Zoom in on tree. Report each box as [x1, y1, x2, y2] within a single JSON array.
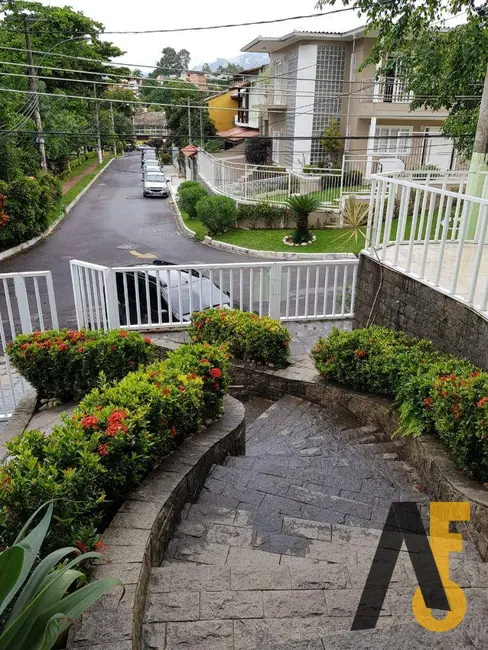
[[216, 62, 244, 75], [286, 195, 320, 244], [316, 0, 488, 167], [245, 137, 271, 165], [320, 118, 343, 167], [202, 63, 212, 74], [150, 47, 191, 78]]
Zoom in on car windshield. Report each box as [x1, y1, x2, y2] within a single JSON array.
[[144, 166, 160, 172], [146, 174, 166, 183]]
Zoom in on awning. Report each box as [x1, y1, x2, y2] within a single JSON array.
[[216, 126, 260, 142], [180, 144, 198, 157]]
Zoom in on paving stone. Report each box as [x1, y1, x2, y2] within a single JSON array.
[[203, 476, 227, 495], [253, 531, 308, 555], [211, 465, 251, 486], [186, 503, 237, 526], [339, 489, 375, 506], [143, 623, 166, 650], [222, 482, 266, 507], [246, 473, 292, 497], [332, 523, 382, 548], [234, 618, 302, 650], [226, 546, 281, 568], [261, 494, 304, 518], [166, 538, 229, 565], [145, 591, 200, 623], [287, 484, 339, 508], [226, 456, 255, 470], [231, 566, 292, 591], [282, 516, 332, 542], [324, 588, 391, 617], [165, 620, 234, 650], [206, 523, 254, 547], [200, 590, 263, 620], [290, 564, 349, 590], [175, 520, 207, 538], [167, 565, 231, 592], [304, 540, 358, 565], [263, 589, 328, 618], [148, 567, 172, 593]]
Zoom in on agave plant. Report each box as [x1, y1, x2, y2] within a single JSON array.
[[339, 194, 370, 243], [0, 502, 120, 650], [285, 194, 320, 244]]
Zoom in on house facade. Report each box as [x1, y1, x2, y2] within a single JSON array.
[[133, 110, 168, 142], [205, 89, 239, 133], [241, 28, 459, 172]]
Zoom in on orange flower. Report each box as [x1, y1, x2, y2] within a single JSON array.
[[144, 337, 152, 344], [81, 415, 99, 430], [188, 373, 197, 380], [77, 346, 84, 353], [119, 330, 128, 338], [94, 540, 107, 552], [477, 397, 488, 408], [209, 367, 222, 379], [424, 397, 433, 408], [97, 443, 109, 456]]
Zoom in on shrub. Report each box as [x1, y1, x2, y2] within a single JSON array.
[[178, 180, 201, 193], [0, 343, 230, 551], [311, 327, 488, 482], [189, 308, 291, 368], [196, 195, 237, 236], [160, 152, 172, 164], [342, 169, 363, 188], [286, 194, 320, 244], [237, 202, 290, 229], [177, 183, 207, 219], [7, 329, 155, 401], [0, 502, 119, 650], [245, 137, 271, 165]]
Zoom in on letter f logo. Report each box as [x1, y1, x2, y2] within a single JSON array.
[[352, 501, 470, 632]]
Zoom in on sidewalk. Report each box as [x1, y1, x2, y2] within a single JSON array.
[[62, 159, 101, 196]]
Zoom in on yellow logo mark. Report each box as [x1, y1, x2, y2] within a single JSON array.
[[412, 502, 470, 632]]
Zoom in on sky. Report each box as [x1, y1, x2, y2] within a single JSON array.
[[41, 0, 364, 70]]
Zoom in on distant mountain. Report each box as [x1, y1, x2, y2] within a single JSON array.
[[196, 52, 269, 72]]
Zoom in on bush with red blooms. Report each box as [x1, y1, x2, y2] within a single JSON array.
[[7, 328, 155, 400], [0, 343, 230, 553], [189, 308, 291, 368], [312, 326, 488, 482]]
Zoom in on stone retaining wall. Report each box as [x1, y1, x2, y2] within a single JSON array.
[[354, 253, 488, 370], [67, 395, 245, 650]]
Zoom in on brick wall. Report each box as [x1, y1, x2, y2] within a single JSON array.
[[354, 253, 488, 370]]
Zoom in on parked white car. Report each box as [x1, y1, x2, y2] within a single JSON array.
[[143, 172, 169, 198]]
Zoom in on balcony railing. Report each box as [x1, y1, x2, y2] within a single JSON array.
[[361, 78, 413, 103], [365, 170, 488, 316]]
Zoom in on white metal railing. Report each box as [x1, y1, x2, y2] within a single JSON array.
[[0, 271, 58, 420], [70, 259, 359, 331], [365, 171, 488, 315], [198, 151, 342, 208]]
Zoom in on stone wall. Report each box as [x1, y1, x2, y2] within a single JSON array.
[[353, 253, 488, 370]]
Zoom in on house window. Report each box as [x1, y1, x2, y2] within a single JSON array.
[[374, 126, 412, 155]]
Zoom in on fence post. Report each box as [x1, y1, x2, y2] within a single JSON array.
[[339, 154, 346, 223], [268, 263, 282, 319], [13, 276, 32, 334], [104, 268, 120, 330], [244, 164, 248, 200]]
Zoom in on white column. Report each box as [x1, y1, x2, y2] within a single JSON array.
[[293, 45, 317, 168], [365, 116, 377, 178]]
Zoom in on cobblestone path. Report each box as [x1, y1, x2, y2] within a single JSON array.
[[143, 395, 487, 649]]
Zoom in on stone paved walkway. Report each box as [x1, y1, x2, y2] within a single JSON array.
[[142, 395, 487, 649]]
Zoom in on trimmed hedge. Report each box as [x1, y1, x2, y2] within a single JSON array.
[[0, 343, 230, 551], [196, 195, 237, 236], [311, 326, 488, 481], [189, 308, 291, 368], [177, 183, 207, 219], [8, 329, 155, 401]]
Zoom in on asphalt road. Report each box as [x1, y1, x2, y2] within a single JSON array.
[[0, 153, 260, 328]]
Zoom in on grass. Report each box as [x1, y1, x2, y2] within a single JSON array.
[[61, 154, 97, 184], [181, 210, 208, 241], [61, 155, 114, 209]]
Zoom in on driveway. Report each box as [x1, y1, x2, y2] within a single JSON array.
[[0, 153, 262, 327]]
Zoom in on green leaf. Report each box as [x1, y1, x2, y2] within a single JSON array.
[[13, 502, 52, 546], [0, 547, 24, 617], [38, 614, 66, 650]]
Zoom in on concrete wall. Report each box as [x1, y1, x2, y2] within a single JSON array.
[[354, 254, 488, 370], [208, 91, 238, 132]]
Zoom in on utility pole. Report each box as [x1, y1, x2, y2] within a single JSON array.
[[93, 83, 103, 165], [187, 98, 192, 145], [23, 15, 47, 171], [109, 101, 117, 156]]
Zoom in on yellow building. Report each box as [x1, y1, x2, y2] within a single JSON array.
[[205, 89, 238, 133]]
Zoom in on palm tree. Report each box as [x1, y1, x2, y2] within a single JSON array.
[[286, 195, 320, 243]]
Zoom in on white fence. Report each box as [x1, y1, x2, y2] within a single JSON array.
[[71, 259, 359, 331], [365, 171, 488, 315], [0, 271, 58, 420], [198, 151, 343, 208]]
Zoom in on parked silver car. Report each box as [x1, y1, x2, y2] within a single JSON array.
[[142, 163, 162, 180], [143, 172, 169, 198]]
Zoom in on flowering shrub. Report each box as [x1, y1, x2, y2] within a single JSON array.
[[0, 343, 229, 552], [7, 329, 155, 400], [189, 308, 291, 368], [312, 326, 488, 481]]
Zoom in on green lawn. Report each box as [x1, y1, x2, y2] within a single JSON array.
[[181, 210, 208, 241], [61, 155, 114, 208]]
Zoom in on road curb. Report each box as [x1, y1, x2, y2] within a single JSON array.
[[0, 157, 115, 263], [169, 183, 196, 240]]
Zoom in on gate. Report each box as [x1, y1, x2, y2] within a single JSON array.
[[70, 258, 358, 332], [0, 271, 58, 420]]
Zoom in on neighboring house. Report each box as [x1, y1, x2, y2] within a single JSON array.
[[241, 28, 459, 172], [179, 70, 208, 89], [205, 88, 239, 133], [124, 77, 144, 97], [133, 111, 168, 140]]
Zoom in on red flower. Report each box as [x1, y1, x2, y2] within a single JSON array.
[[94, 540, 107, 552], [144, 337, 152, 344], [477, 397, 488, 408], [75, 540, 89, 554], [197, 322, 203, 329], [178, 386, 186, 393], [97, 443, 109, 456], [472, 371, 481, 378], [1, 475, 10, 486], [77, 346, 84, 353], [21, 343, 30, 350], [161, 418, 167, 426], [424, 397, 433, 408], [209, 367, 222, 379], [57, 343, 69, 352], [355, 349, 367, 360], [213, 382, 219, 390], [171, 426, 177, 437], [81, 415, 99, 430], [200, 358, 210, 365], [188, 373, 197, 380], [162, 387, 171, 397], [451, 403, 462, 421], [110, 345, 117, 352], [119, 330, 128, 338]]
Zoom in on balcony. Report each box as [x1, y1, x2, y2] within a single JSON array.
[[234, 109, 249, 128], [361, 78, 413, 104]]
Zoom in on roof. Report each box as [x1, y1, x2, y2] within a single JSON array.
[[133, 111, 167, 126], [216, 126, 259, 142], [241, 26, 372, 53], [180, 144, 198, 157], [204, 88, 239, 102]]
